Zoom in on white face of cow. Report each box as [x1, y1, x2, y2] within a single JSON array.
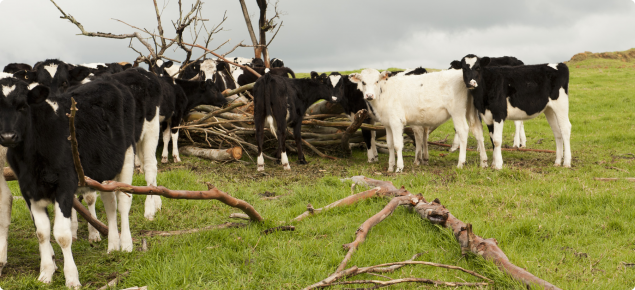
[[200, 59, 217, 81], [328, 75, 342, 101], [44, 64, 59, 79], [348, 69, 386, 101]]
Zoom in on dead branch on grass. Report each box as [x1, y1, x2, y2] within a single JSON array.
[[262, 226, 295, 235]]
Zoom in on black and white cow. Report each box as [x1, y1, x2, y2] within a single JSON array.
[[0, 76, 137, 287], [253, 72, 342, 171], [157, 77, 228, 163], [450, 56, 527, 149], [348, 69, 488, 172], [270, 58, 284, 68], [237, 66, 296, 87], [329, 67, 428, 163], [457, 54, 571, 169], [3, 63, 33, 74]]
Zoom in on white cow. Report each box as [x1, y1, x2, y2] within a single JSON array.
[[349, 69, 488, 172]]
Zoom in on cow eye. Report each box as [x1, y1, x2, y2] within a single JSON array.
[[362, 81, 366, 85], [18, 105, 27, 112]]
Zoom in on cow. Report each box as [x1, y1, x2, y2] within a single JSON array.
[[270, 58, 284, 68], [237, 66, 296, 87], [329, 67, 428, 163], [253, 72, 342, 171], [348, 69, 488, 172], [450, 56, 527, 149], [456, 54, 571, 169], [0, 75, 137, 287], [157, 77, 228, 163], [3, 63, 32, 74]]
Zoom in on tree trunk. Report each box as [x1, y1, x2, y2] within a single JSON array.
[[256, 0, 270, 67], [179, 146, 242, 161], [238, 0, 259, 54]]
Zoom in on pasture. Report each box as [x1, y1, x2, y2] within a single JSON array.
[[1, 56, 634, 289]]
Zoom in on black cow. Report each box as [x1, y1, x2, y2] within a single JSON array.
[[270, 58, 284, 68], [458, 54, 571, 169], [3, 63, 32, 74], [157, 77, 228, 163], [253, 72, 342, 171], [0, 76, 137, 287], [237, 66, 295, 87], [12, 59, 90, 92], [328, 67, 428, 162], [450, 57, 527, 149]]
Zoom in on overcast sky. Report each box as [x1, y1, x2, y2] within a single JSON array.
[[1, 0, 634, 72]]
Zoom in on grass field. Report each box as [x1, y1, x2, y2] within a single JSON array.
[[1, 55, 635, 289]]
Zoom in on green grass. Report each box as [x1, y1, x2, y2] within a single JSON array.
[[2, 57, 635, 289]]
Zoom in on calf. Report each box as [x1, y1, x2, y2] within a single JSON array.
[[157, 77, 228, 163], [0, 76, 137, 287], [450, 56, 527, 149], [329, 67, 428, 163], [237, 66, 295, 87], [457, 54, 571, 169], [270, 58, 284, 68], [253, 73, 342, 171], [349, 69, 488, 172]]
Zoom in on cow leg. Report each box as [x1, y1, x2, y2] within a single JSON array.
[[53, 199, 80, 288], [423, 127, 430, 165], [491, 121, 505, 170], [389, 122, 405, 173], [294, 122, 307, 165], [513, 121, 522, 148], [0, 170, 12, 275], [450, 129, 460, 152], [160, 122, 171, 164], [70, 208, 78, 240], [255, 111, 266, 172], [99, 188, 120, 253], [369, 120, 378, 161], [362, 128, 375, 163], [544, 108, 564, 167], [143, 108, 161, 220], [468, 116, 488, 168], [84, 190, 101, 242], [452, 114, 469, 168], [412, 126, 424, 166], [277, 117, 290, 170], [134, 154, 144, 174], [30, 200, 56, 284], [552, 88, 571, 167], [117, 146, 135, 252], [385, 127, 395, 172], [171, 129, 181, 163]]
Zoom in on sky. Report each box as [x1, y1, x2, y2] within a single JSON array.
[[1, 0, 634, 72]]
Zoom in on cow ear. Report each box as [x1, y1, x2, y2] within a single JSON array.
[[164, 61, 174, 68], [480, 57, 490, 67], [27, 85, 49, 104], [310, 71, 319, 80], [380, 71, 391, 81], [450, 60, 462, 70], [69, 66, 91, 82], [349, 73, 361, 83]]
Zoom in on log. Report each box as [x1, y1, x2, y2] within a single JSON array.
[[302, 119, 385, 131], [221, 83, 254, 98], [304, 114, 348, 120], [306, 101, 345, 115], [179, 146, 243, 161], [341, 109, 368, 156], [191, 102, 246, 125]]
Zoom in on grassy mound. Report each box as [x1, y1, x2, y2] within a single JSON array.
[[567, 48, 635, 68]]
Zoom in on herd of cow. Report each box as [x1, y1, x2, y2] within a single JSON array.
[[0, 53, 571, 287]]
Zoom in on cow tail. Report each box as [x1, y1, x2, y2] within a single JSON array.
[[465, 91, 482, 140], [262, 73, 278, 139]]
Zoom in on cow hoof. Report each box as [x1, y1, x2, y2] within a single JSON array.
[[297, 160, 308, 165], [38, 267, 55, 284], [66, 279, 81, 289], [481, 160, 489, 168], [554, 163, 561, 167], [395, 167, 403, 173], [387, 167, 394, 173], [173, 155, 181, 163], [144, 213, 155, 221], [257, 165, 265, 172], [367, 157, 376, 163], [161, 157, 168, 164], [88, 233, 101, 243], [456, 162, 465, 169], [283, 164, 291, 170], [449, 146, 458, 153]]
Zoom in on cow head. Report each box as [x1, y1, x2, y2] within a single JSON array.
[[200, 79, 228, 107], [0, 78, 49, 147], [459, 54, 490, 90], [30, 59, 90, 96], [326, 72, 345, 102], [348, 69, 390, 101], [200, 59, 217, 81], [449, 60, 462, 70]]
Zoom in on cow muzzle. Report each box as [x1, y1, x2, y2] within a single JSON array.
[[0, 132, 18, 147], [468, 79, 478, 89], [332, 96, 338, 101], [365, 94, 375, 100]]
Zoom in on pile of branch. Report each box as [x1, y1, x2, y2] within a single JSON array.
[[299, 176, 561, 290]]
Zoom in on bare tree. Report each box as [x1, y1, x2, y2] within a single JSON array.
[[239, 0, 284, 68]]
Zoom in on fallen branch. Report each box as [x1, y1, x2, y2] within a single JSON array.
[[66, 97, 86, 187], [593, 177, 635, 182], [192, 102, 246, 125], [97, 271, 129, 290], [179, 146, 242, 161], [73, 197, 109, 236], [262, 226, 295, 235], [140, 222, 245, 237], [84, 177, 263, 222], [229, 213, 251, 220], [319, 278, 488, 289], [221, 83, 255, 98]]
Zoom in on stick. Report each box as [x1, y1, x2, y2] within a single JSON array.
[[341, 109, 368, 156], [593, 177, 635, 182], [320, 278, 488, 289], [192, 102, 246, 125], [262, 226, 295, 235], [83, 177, 264, 222], [66, 98, 86, 187], [301, 138, 337, 160], [141, 222, 245, 237], [179, 146, 242, 161], [97, 271, 129, 290], [221, 83, 255, 98]]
